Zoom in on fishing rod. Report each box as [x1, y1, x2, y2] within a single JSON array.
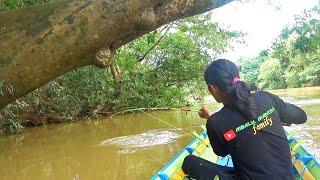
[[109, 107, 199, 118], [139, 110, 210, 146], [107, 105, 211, 146], [139, 110, 194, 138]]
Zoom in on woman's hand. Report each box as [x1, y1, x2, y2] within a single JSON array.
[[198, 106, 213, 119]]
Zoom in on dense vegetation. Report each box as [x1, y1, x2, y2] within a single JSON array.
[[0, 1, 235, 132], [239, 4, 320, 90], [0, 0, 55, 10]]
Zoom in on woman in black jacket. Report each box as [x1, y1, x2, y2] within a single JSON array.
[[182, 59, 307, 180]]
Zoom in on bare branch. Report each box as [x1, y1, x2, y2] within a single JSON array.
[[138, 23, 173, 62]]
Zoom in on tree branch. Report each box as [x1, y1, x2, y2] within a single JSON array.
[[137, 23, 173, 62], [0, 0, 233, 109]]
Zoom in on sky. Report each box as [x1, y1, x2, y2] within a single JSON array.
[[211, 0, 319, 61]]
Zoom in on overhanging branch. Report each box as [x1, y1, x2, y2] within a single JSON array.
[[0, 0, 234, 108]]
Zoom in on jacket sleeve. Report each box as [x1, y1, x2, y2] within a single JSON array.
[[263, 91, 307, 125], [206, 117, 228, 157]]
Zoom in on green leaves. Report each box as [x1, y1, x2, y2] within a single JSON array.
[[239, 3, 320, 90], [258, 58, 287, 89], [1, 0, 57, 11], [238, 52, 268, 86], [147, 34, 156, 44]]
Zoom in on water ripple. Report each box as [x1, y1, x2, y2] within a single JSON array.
[[99, 129, 182, 154], [283, 98, 320, 106]]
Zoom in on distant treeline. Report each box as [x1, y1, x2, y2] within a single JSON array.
[[239, 3, 320, 90]]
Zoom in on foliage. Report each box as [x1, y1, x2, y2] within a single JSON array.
[[258, 58, 286, 89], [24, 66, 114, 120], [0, 101, 26, 133], [238, 51, 268, 86], [112, 13, 234, 108], [239, 3, 320, 90], [0, 0, 56, 10]]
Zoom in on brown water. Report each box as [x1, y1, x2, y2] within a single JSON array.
[[270, 87, 320, 158], [0, 87, 319, 180]]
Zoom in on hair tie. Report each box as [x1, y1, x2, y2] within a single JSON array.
[[232, 77, 240, 85]]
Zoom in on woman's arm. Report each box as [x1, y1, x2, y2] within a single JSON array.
[[206, 118, 228, 157], [264, 91, 307, 125], [200, 106, 228, 156]]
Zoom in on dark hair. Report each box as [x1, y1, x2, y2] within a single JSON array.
[[204, 59, 256, 119]]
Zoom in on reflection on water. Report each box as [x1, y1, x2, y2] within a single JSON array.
[[0, 87, 319, 179]]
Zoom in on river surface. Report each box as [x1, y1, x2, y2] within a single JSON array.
[[0, 87, 319, 180]]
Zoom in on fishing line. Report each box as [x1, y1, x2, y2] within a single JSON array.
[[110, 107, 199, 118], [138, 110, 210, 147], [110, 107, 209, 144], [139, 110, 195, 138]]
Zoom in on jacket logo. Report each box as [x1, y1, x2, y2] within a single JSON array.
[[223, 130, 236, 141]]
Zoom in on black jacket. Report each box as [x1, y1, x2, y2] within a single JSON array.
[[206, 91, 307, 180]]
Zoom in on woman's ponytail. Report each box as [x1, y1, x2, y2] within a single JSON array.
[[231, 81, 256, 119], [204, 59, 256, 120]]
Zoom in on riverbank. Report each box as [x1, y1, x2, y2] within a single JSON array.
[[1, 86, 319, 134], [0, 105, 196, 134]]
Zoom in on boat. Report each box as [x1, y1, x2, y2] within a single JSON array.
[[151, 127, 320, 180]]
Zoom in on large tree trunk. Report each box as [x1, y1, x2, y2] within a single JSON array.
[[0, 0, 232, 109]]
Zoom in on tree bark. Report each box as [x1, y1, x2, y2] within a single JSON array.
[[0, 0, 233, 109]]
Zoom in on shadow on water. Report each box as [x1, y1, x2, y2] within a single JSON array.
[[0, 87, 319, 179]]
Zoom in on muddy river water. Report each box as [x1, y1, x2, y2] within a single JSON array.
[[0, 87, 319, 179]]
